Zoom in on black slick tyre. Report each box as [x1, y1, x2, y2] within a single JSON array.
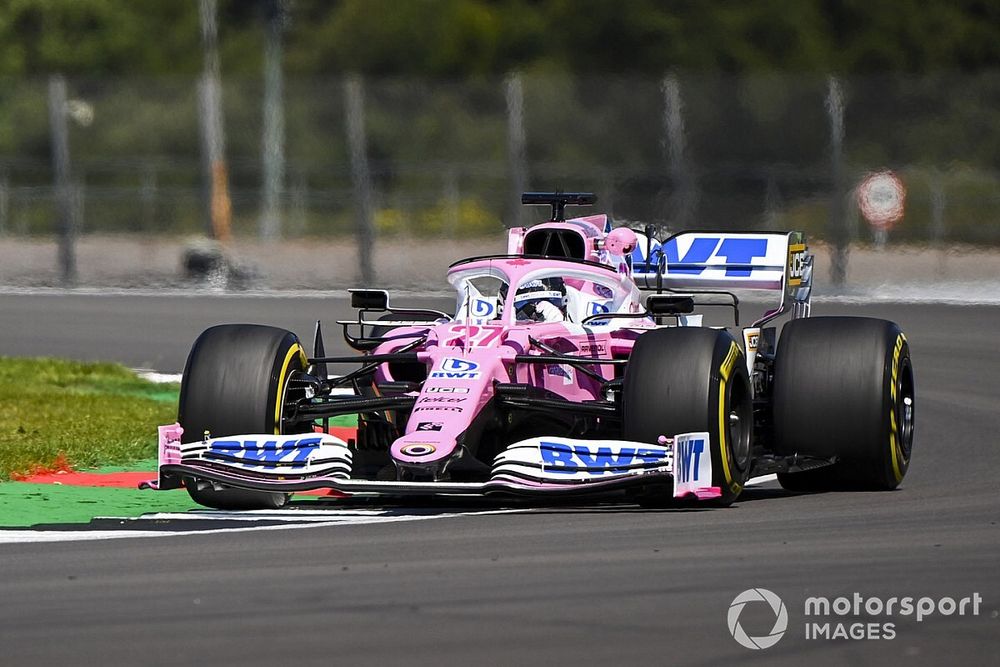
[[773, 317, 914, 491], [178, 324, 309, 510], [623, 327, 752, 507]]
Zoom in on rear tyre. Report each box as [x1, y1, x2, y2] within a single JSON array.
[[773, 317, 914, 491], [623, 328, 752, 507], [178, 324, 309, 510]]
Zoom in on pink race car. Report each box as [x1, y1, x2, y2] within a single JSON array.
[[148, 192, 915, 510]]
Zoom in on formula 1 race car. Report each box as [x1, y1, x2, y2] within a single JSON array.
[[146, 192, 915, 510]]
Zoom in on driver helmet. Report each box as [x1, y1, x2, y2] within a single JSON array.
[[502, 277, 567, 322]]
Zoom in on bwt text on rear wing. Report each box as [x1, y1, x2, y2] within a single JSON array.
[[631, 231, 813, 325]]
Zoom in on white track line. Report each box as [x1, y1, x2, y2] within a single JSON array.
[[0, 509, 526, 544]]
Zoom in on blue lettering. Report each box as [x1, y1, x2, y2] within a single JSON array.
[[635, 448, 667, 464], [677, 438, 705, 482], [430, 371, 480, 379], [236, 439, 278, 463], [539, 443, 671, 475], [540, 442, 576, 473], [576, 446, 635, 473], [664, 237, 719, 274], [716, 239, 768, 277], [663, 237, 769, 276], [691, 440, 703, 478], [207, 437, 319, 466], [209, 439, 241, 450]]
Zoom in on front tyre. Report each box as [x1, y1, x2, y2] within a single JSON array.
[[773, 317, 915, 491], [178, 324, 309, 509], [623, 328, 752, 506]]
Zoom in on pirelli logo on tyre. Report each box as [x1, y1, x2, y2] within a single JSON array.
[[787, 243, 807, 287]]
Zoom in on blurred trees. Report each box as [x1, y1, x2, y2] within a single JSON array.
[[0, 1, 997, 242], [1, 0, 998, 77]]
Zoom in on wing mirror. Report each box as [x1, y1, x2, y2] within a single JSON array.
[[350, 289, 389, 310], [646, 294, 695, 315]]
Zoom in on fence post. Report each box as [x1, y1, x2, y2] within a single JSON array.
[[930, 173, 946, 241], [825, 75, 848, 286], [140, 165, 157, 232], [662, 74, 695, 230], [505, 73, 528, 228], [259, 0, 286, 240], [289, 171, 307, 237], [198, 0, 231, 242], [444, 167, 459, 236], [0, 171, 8, 236], [48, 74, 76, 284], [345, 74, 375, 284]]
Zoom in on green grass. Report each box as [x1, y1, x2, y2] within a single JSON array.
[[0, 357, 179, 481]]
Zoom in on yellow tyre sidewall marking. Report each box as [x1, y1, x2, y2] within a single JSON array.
[[888, 333, 907, 483], [274, 342, 308, 434], [718, 341, 742, 494]]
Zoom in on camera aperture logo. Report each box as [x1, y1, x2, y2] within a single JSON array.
[[728, 588, 788, 650], [728, 589, 985, 649]]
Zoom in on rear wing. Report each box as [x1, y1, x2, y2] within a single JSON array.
[[632, 231, 813, 324]]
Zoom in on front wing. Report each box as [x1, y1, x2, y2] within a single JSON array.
[[144, 424, 721, 501]]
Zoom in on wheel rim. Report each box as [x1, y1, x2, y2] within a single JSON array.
[[728, 376, 753, 472], [897, 359, 915, 461], [279, 369, 316, 435]]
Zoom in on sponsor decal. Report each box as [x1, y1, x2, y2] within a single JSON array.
[[585, 301, 612, 325], [674, 435, 706, 484], [593, 284, 614, 299], [417, 397, 466, 404], [787, 243, 807, 287], [205, 436, 324, 465], [414, 406, 463, 412], [471, 298, 495, 318], [425, 386, 469, 394], [428, 371, 481, 380], [416, 422, 443, 432], [579, 342, 607, 355], [589, 302, 611, 316], [440, 358, 478, 372], [664, 236, 769, 277], [547, 364, 571, 379], [429, 356, 482, 379], [539, 441, 668, 475], [399, 443, 437, 456]]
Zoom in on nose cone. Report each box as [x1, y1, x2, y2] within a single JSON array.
[[390, 350, 509, 474], [391, 433, 456, 465]]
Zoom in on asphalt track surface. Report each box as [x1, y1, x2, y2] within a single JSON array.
[[1, 292, 999, 666]]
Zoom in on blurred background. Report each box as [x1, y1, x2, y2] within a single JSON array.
[[0, 0, 998, 291]]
